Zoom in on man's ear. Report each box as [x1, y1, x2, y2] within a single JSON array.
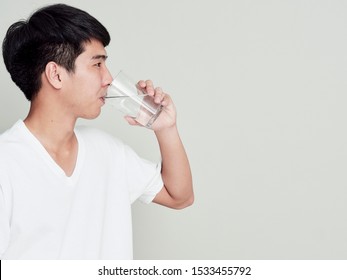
[[45, 62, 63, 89]]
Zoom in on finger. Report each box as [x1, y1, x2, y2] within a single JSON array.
[[145, 80, 155, 96], [154, 88, 171, 106], [137, 80, 146, 88], [160, 93, 170, 106], [124, 116, 142, 126], [154, 87, 164, 103]]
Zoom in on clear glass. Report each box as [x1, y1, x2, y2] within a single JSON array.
[[105, 71, 163, 128]]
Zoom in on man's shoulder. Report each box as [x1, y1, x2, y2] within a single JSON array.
[[75, 125, 124, 149], [0, 121, 25, 164], [0, 120, 23, 144]]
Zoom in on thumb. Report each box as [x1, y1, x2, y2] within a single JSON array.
[[124, 116, 141, 126]]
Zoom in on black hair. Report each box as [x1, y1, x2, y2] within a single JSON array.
[[2, 4, 111, 101]]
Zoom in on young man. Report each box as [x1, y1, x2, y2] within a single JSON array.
[[0, 4, 193, 259]]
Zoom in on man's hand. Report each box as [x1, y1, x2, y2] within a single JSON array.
[[124, 79, 176, 131]]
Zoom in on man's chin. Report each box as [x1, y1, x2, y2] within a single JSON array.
[[80, 110, 102, 120]]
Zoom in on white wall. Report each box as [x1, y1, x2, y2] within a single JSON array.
[[1, 0, 347, 259]]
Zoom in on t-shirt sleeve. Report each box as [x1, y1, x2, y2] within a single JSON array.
[[122, 145, 163, 204]]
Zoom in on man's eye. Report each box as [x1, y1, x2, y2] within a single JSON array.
[[95, 62, 102, 68]]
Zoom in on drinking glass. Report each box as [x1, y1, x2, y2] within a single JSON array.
[[105, 71, 163, 128]]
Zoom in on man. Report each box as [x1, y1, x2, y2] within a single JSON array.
[[0, 4, 193, 259]]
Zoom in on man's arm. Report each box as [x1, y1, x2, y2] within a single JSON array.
[[153, 125, 194, 209], [126, 79, 194, 209]]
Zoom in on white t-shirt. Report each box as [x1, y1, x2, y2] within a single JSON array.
[[0, 120, 163, 259]]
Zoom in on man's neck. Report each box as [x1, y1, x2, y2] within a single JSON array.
[[24, 103, 76, 146], [23, 103, 79, 176]]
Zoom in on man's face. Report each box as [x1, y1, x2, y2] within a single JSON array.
[[61, 39, 113, 119]]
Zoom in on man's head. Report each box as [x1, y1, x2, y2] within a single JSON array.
[[2, 4, 111, 101]]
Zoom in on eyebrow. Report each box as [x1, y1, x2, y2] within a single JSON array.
[[91, 55, 108, 60]]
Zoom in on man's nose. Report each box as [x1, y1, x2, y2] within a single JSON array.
[[104, 67, 113, 86]]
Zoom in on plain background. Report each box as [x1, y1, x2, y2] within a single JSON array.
[[1, 0, 347, 259]]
